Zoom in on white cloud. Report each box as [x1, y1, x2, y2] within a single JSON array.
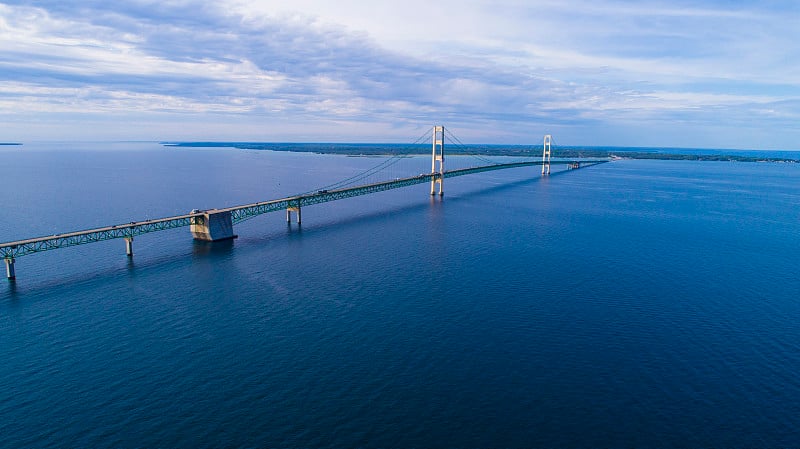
[[0, 0, 799, 148]]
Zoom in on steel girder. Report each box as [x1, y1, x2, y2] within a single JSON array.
[[0, 216, 201, 258]]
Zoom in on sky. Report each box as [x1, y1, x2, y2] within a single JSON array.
[[1, 0, 799, 149]]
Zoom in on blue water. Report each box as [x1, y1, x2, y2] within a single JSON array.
[[2, 143, 800, 447]]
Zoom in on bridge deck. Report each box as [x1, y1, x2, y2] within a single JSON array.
[[1, 160, 606, 259]]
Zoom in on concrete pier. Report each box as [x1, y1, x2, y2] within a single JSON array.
[[190, 210, 237, 241], [125, 237, 133, 257], [5, 258, 15, 280], [287, 206, 301, 224]]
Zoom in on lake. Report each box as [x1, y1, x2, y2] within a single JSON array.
[[1, 142, 799, 447]]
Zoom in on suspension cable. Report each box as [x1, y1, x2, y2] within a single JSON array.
[[444, 127, 500, 166], [300, 126, 543, 196], [302, 127, 433, 194]]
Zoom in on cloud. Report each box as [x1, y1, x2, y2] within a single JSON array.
[[0, 0, 799, 148]]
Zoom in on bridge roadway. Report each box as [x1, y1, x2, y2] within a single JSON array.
[[1, 159, 606, 278]]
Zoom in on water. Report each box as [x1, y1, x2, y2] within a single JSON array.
[[2, 143, 800, 447]]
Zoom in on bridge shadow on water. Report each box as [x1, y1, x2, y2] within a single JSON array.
[[190, 237, 236, 258], [235, 169, 558, 246], [1, 168, 581, 298], [1, 279, 19, 302]]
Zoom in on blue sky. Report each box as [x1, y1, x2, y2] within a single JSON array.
[[1, 0, 798, 148]]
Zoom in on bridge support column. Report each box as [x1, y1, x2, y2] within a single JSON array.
[[431, 125, 444, 196], [191, 210, 237, 241], [125, 237, 133, 257], [287, 206, 301, 224], [542, 134, 552, 176], [5, 258, 15, 281]]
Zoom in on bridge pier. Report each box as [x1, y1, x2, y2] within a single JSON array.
[[5, 258, 15, 281], [287, 206, 301, 224], [125, 237, 133, 257], [191, 210, 237, 241]]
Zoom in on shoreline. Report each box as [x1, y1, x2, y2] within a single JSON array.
[[163, 142, 800, 163]]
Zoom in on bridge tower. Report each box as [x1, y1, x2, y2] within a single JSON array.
[[431, 125, 445, 196], [542, 134, 552, 175]]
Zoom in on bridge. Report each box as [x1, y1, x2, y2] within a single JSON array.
[[1, 127, 607, 280]]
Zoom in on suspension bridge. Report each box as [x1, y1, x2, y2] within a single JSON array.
[[1, 127, 607, 280]]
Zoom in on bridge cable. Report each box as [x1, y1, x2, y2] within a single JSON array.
[[447, 128, 540, 166], [302, 128, 433, 194], [443, 128, 504, 166]]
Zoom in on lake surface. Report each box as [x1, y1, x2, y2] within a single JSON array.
[[1, 143, 800, 447]]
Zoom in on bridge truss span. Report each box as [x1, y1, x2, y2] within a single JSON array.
[[0, 214, 203, 260], [1, 128, 609, 280]]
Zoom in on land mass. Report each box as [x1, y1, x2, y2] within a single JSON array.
[[549, 149, 798, 163], [163, 142, 799, 163]]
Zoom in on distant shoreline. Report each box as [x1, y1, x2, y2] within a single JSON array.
[[0, 143, 22, 146], [555, 149, 798, 163], [162, 142, 800, 163]]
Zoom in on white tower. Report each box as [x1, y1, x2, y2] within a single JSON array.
[[542, 134, 552, 176], [431, 125, 445, 195]]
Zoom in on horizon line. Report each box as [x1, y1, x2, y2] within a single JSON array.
[[8, 140, 800, 153]]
